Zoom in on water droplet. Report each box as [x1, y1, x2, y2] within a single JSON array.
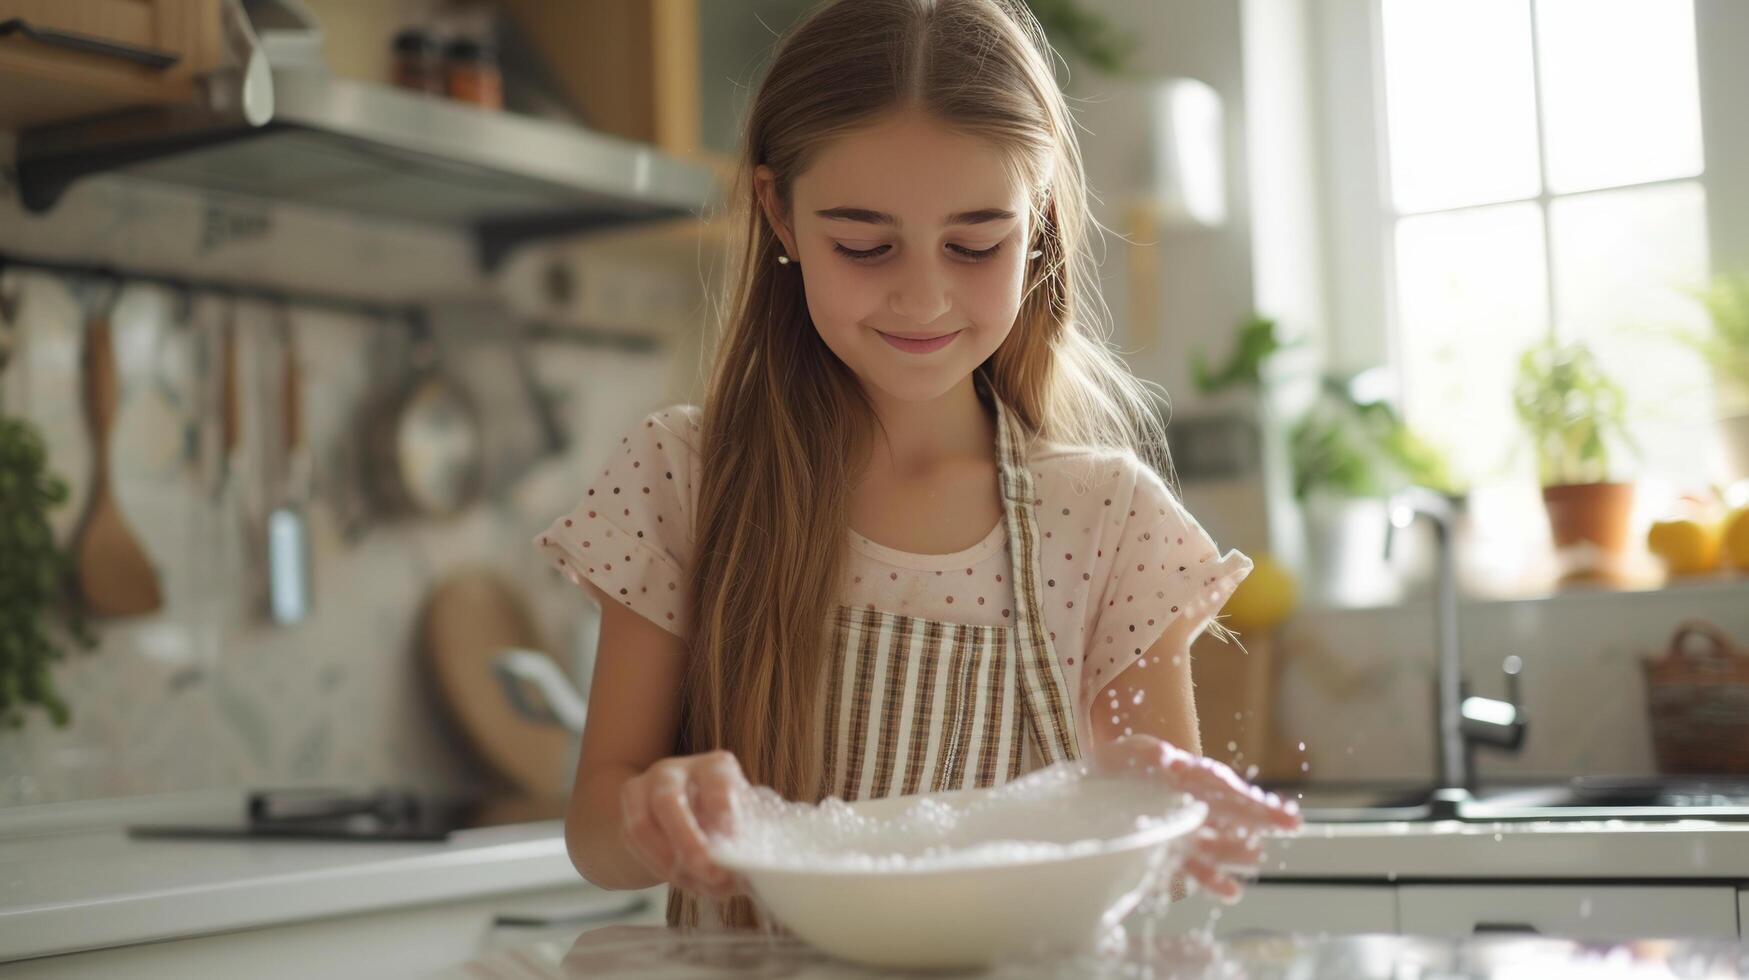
[[1225, 741, 1238, 753], [1298, 741, 1306, 752], [1300, 762, 1310, 772], [1131, 691, 1145, 705], [1493, 832, 1503, 842]]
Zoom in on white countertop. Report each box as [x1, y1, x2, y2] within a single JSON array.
[[1264, 818, 1749, 883], [5, 791, 1748, 965], [439, 926, 1749, 980], [0, 792, 582, 962]]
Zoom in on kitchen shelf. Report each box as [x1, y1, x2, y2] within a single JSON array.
[[12, 66, 721, 270]]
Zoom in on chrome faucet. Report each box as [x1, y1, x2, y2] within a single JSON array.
[[1385, 488, 1527, 818]]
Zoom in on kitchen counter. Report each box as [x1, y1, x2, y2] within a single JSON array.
[[444, 924, 1749, 978], [0, 792, 583, 962], [5, 791, 1748, 965], [1262, 818, 1749, 883]]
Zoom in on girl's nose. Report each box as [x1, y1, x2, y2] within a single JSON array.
[[888, 264, 952, 325]]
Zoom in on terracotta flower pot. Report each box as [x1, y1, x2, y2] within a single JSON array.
[[1541, 481, 1636, 553]]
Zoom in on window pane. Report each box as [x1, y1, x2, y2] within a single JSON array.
[[1535, 0, 1705, 195], [1381, 0, 1542, 213], [1396, 203, 1549, 485], [1550, 182, 1713, 483]]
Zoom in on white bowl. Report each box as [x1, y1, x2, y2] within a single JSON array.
[[710, 773, 1207, 972]]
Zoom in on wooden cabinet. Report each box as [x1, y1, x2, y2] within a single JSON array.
[[0, 0, 222, 127], [492, 0, 702, 159], [1397, 885, 1741, 943]]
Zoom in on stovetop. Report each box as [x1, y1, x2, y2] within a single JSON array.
[[126, 787, 566, 842]]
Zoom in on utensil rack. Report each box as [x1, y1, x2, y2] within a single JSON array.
[[0, 249, 659, 352]]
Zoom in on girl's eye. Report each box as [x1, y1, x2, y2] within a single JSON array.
[[833, 243, 890, 261], [948, 242, 1003, 261], [831, 242, 1006, 263]]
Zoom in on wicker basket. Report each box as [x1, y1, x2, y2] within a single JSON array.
[[1642, 621, 1749, 775]]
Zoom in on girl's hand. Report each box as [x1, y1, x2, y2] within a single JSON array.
[[1088, 734, 1302, 901], [620, 749, 753, 901]]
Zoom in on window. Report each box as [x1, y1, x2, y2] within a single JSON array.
[[1374, 0, 1714, 490]]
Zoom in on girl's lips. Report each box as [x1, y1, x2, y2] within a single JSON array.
[[877, 329, 960, 354]]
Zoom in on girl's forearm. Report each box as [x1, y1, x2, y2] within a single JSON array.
[[567, 763, 663, 891]]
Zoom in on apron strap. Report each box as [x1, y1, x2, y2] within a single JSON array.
[[990, 386, 1083, 765]]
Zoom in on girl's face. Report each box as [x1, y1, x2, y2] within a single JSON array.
[[758, 111, 1035, 406]]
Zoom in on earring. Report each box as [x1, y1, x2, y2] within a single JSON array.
[[1028, 249, 1043, 259], [777, 254, 794, 265]]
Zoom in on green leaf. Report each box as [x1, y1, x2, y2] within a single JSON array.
[[0, 408, 92, 732], [1511, 337, 1635, 486], [1025, 0, 1136, 73]]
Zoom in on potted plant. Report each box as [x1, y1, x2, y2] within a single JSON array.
[[1, 296, 97, 729], [0, 409, 97, 729], [1674, 272, 1749, 484], [1289, 373, 1456, 606], [1511, 338, 1638, 575]]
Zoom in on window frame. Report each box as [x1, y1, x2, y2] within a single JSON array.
[[1312, 0, 1746, 397]]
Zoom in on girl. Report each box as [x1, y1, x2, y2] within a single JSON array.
[[535, 0, 1300, 931]]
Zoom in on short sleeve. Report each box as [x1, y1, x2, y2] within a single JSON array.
[[1084, 460, 1251, 693], [533, 406, 699, 637]]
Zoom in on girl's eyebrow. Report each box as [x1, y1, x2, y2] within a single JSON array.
[[813, 207, 1018, 227]]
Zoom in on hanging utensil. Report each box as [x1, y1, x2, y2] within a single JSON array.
[[205, 296, 254, 630], [364, 312, 485, 520], [70, 279, 164, 618], [264, 303, 312, 626]]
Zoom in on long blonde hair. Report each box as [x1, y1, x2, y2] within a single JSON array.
[[674, 0, 1169, 929]]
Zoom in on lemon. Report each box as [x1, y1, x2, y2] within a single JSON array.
[[1221, 553, 1297, 632], [1723, 507, 1749, 572], [1647, 518, 1722, 575]]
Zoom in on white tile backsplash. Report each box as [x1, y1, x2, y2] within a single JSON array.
[[1275, 581, 1749, 783], [0, 174, 693, 806]]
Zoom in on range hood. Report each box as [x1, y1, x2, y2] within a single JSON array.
[[14, 67, 720, 270]]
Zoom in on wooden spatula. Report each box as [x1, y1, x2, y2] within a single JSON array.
[[73, 311, 164, 618]]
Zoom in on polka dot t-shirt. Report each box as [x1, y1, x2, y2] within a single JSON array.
[[534, 405, 1252, 728]]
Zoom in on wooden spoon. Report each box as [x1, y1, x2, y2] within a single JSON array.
[[73, 312, 164, 618]]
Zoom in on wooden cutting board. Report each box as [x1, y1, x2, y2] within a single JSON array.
[[420, 569, 575, 799]]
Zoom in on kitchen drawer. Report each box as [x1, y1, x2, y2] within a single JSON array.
[[1398, 885, 1740, 942], [1153, 884, 1397, 938], [8, 884, 666, 979]]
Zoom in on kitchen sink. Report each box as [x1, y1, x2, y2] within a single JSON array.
[[1282, 778, 1749, 824]]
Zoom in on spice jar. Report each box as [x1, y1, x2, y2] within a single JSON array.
[[443, 38, 503, 110], [391, 28, 445, 95]]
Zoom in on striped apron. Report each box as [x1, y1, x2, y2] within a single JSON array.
[[674, 387, 1083, 929], [817, 391, 1083, 801]]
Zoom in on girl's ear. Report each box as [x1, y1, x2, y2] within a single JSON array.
[[754, 165, 800, 259]]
